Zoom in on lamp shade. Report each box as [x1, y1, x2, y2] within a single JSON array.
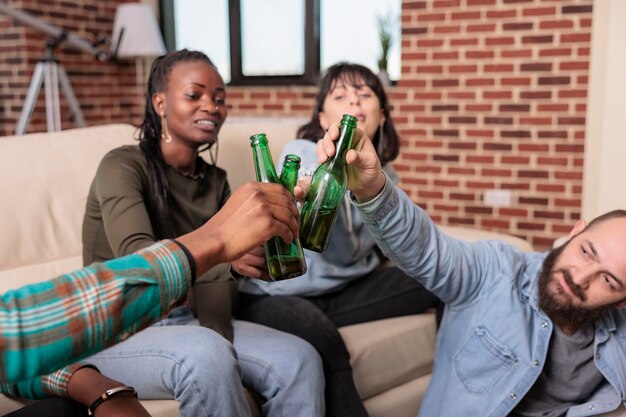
[[112, 3, 166, 59]]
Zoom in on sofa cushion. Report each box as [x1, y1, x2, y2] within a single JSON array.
[[363, 373, 431, 417], [339, 313, 436, 400], [0, 123, 138, 290], [0, 117, 308, 292], [0, 396, 32, 415], [216, 116, 307, 190]]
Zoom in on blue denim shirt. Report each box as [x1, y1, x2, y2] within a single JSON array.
[[355, 177, 626, 417]]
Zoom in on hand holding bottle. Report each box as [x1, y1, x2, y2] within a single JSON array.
[[233, 152, 310, 280], [230, 246, 269, 280], [316, 123, 387, 203], [250, 135, 307, 280], [293, 176, 312, 201], [299, 115, 360, 252], [178, 182, 299, 275]]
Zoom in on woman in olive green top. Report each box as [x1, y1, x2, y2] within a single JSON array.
[[82, 144, 229, 263], [79, 49, 324, 417]]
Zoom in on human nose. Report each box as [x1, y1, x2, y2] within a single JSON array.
[[201, 96, 220, 114], [571, 264, 603, 288], [348, 92, 361, 107]]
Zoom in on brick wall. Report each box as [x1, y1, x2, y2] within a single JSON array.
[[393, 0, 592, 250], [0, 0, 142, 136], [0, 0, 593, 249], [226, 0, 593, 250]]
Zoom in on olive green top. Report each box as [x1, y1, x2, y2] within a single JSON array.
[[82, 144, 236, 340], [82, 145, 230, 264]]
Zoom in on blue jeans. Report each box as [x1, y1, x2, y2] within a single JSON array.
[[86, 307, 324, 417]]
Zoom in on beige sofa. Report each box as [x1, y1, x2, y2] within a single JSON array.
[[0, 118, 537, 417]]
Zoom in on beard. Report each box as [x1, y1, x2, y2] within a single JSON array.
[[538, 242, 618, 330]]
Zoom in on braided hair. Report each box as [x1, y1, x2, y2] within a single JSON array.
[[296, 62, 400, 165], [138, 49, 216, 238]]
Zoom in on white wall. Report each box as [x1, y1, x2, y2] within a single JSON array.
[[583, 0, 626, 219]]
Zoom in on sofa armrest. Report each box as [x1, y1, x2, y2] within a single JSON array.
[[438, 225, 533, 252]]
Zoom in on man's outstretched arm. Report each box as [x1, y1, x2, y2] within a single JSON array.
[[0, 182, 299, 388]]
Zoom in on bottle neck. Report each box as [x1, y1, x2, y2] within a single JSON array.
[[279, 165, 299, 193], [252, 143, 279, 183], [326, 125, 355, 169]]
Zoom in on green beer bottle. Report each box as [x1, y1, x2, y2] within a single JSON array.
[[250, 133, 307, 280], [299, 114, 358, 252], [279, 154, 302, 194]]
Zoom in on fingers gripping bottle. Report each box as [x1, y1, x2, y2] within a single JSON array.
[[250, 133, 307, 280], [299, 114, 357, 252]]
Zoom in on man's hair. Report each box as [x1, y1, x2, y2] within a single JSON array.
[[585, 210, 626, 231]]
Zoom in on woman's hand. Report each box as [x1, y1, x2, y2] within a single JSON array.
[[317, 124, 386, 202], [231, 246, 270, 280], [178, 182, 300, 275], [293, 176, 311, 202]]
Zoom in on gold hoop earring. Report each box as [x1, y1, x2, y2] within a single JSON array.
[[199, 138, 220, 165], [209, 139, 219, 165], [377, 124, 385, 157], [160, 113, 172, 143]]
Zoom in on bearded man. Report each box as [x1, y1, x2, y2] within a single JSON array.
[[311, 123, 626, 417]]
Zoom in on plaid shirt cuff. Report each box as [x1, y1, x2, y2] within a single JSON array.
[[137, 240, 192, 314], [41, 362, 98, 398]]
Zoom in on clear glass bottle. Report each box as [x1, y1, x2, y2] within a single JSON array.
[[250, 134, 307, 280], [299, 114, 358, 252]]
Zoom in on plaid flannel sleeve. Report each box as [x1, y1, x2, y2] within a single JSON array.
[[0, 362, 90, 399], [0, 240, 191, 397]]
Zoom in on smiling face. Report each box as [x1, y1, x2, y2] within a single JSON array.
[[538, 216, 626, 332], [318, 75, 385, 139], [152, 60, 227, 148]]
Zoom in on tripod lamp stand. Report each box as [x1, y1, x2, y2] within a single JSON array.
[[16, 36, 87, 135], [0, 1, 108, 134], [0, 1, 165, 135]]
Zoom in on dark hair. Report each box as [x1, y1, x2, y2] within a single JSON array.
[[139, 49, 216, 238], [585, 210, 626, 231], [296, 62, 400, 164]]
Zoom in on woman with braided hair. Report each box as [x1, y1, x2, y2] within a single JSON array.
[[78, 49, 324, 417]]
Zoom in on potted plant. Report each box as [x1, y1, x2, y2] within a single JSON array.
[[376, 12, 397, 86]]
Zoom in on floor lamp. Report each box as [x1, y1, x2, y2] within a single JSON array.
[[16, 39, 87, 135], [0, 1, 165, 134], [111, 4, 166, 96], [0, 1, 108, 134]]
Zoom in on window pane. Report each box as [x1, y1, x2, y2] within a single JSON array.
[[240, 0, 305, 76], [321, 0, 401, 80], [174, 0, 231, 83]]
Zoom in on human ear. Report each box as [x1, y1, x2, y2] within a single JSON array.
[[568, 219, 587, 239], [152, 93, 165, 116]]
